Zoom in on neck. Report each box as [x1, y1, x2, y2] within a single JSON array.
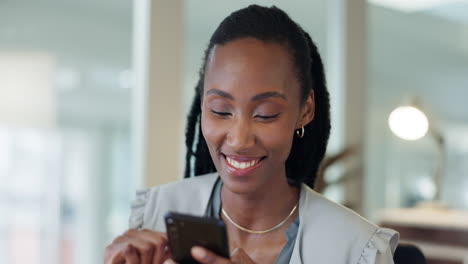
[[220, 174, 300, 236]]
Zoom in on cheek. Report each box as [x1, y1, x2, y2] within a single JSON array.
[[258, 122, 294, 160], [201, 111, 224, 151]]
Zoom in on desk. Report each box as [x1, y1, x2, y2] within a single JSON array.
[[379, 207, 468, 264]]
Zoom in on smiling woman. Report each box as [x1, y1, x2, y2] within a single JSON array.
[[200, 38, 313, 198], [104, 5, 399, 264]]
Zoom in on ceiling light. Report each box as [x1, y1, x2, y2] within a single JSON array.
[[368, 0, 464, 12]]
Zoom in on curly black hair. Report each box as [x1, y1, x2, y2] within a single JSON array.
[[184, 5, 330, 188]]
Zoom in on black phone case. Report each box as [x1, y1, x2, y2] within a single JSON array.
[[165, 212, 230, 264]]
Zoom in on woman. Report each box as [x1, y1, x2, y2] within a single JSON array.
[[105, 5, 398, 264]]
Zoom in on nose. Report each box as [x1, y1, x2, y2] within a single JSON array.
[[226, 118, 255, 152]]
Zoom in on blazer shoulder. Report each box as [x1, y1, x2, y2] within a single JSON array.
[[156, 172, 219, 194], [301, 184, 378, 235], [298, 185, 380, 263], [131, 172, 219, 231]]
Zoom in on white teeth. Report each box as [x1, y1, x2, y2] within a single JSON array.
[[226, 157, 260, 169]]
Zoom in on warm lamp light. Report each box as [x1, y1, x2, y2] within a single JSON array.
[[388, 102, 446, 205], [388, 106, 429, 140]]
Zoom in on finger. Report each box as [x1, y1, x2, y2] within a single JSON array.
[[122, 244, 140, 264], [104, 243, 119, 264], [230, 248, 240, 258], [133, 229, 168, 242], [124, 229, 169, 264], [165, 245, 173, 259], [191, 246, 230, 264], [231, 248, 255, 264], [141, 229, 167, 239], [104, 242, 129, 264], [147, 235, 169, 264], [121, 233, 154, 264], [162, 259, 178, 264], [160, 245, 172, 264], [135, 230, 169, 264]]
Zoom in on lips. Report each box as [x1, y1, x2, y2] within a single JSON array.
[[223, 154, 265, 177]]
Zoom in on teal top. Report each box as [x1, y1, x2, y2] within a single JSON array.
[[205, 178, 299, 263]]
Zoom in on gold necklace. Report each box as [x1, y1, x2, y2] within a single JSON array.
[[221, 203, 298, 235]]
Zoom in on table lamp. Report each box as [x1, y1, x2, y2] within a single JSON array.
[[388, 102, 445, 205]]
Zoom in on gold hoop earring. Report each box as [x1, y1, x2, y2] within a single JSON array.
[[296, 126, 305, 138]]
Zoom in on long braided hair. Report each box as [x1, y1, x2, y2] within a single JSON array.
[[184, 5, 330, 188]]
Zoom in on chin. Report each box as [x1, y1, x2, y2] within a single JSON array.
[[218, 171, 264, 195]]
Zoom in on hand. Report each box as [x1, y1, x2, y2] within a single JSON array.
[[163, 246, 255, 264], [104, 229, 170, 264]]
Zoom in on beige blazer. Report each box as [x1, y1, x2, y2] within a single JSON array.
[[129, 173, 398, 264]]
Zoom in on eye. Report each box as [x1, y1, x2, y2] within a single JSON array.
[[254, 113, 281, 121], [210, 109, 231, 118]]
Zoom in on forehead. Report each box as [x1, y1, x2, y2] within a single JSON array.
[[204, 37, 298, 96]]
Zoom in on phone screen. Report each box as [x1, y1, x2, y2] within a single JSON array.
[[165, 212, 230, 263]]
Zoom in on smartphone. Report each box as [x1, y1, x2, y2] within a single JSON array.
[[165, 212, 230, 264]]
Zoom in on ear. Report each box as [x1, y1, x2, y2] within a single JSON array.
[[296, 91, 315, 129]]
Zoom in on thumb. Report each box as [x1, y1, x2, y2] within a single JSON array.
[[230, 248, 255, 264]]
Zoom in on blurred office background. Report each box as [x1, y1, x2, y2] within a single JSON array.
[[1, 0, 467, 263]]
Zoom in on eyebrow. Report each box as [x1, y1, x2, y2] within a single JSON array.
[[205, 89, 287, 102], [205, 89, 234, 100]]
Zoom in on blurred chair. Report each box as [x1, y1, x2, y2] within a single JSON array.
[[393, 243, 426, 264]]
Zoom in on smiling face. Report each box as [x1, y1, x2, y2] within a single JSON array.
[[201, 37, 314, 194]]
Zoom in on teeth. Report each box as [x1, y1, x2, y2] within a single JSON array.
[[226, 157, 259, 169]]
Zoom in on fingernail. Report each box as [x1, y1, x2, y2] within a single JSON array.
[[163, 260, 173, 264], [191, 246, 206, 259], [230, 247, 239, 257]]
